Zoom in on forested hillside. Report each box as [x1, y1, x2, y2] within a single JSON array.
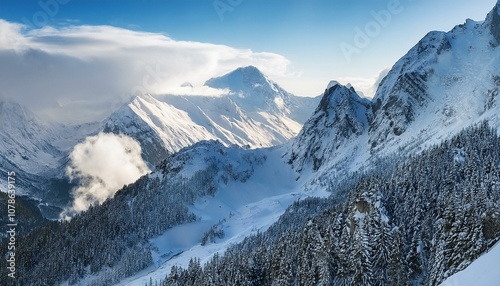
[[0, 141, 266, 286], [162, 123, 500, 286]]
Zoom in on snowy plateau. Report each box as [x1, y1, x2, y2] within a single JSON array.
[[2, 3, 500, 286]]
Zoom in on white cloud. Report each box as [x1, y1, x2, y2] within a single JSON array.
[[0, 20, 292, 123], [336, 68, 390, 98], [372, 68, 390, 94], [61, 132, 149, 219], [0, 20, 27, 49]]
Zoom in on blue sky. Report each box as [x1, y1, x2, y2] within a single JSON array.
[[0, 0, 497, 122]]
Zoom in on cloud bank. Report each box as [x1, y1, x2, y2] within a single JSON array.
[[61, 132, 149, 219], [0, 19, 292, 123]]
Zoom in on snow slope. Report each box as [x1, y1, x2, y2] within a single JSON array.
[[438, 242, 500, 286]]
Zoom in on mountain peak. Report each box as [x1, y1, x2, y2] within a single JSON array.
[[318, 81, 368, 113], [326, 80, 341, 90], [204, 66, 270, 93], [203, 65, 299, 115], [0, 97, 38, 126], [228, 65, 266, 79], [289, 81, 372, 172], [236, 65, 265, 76]]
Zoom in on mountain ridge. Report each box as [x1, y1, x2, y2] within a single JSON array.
[[288, 4, 500, 178], [369, 6, 500, 149]]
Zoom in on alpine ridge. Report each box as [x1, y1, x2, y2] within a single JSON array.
[[289, 3, 500, 177], [368, 3, 500, 150]]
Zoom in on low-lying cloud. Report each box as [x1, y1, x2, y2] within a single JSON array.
[[61, 132, 149, 219], [0, 19, 292, 123]]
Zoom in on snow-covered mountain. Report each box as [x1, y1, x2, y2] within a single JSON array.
[[3, 4, 500, 286], [0, 97, 104, 218], [0, 66, 318, 221], [369, 4, 500, 150], [204, 66, 316, 124], [289, 3, 500, 177], [104, 66, 319, 165], [0, 98, 63, 223]]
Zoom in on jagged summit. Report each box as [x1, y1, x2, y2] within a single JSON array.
[[317, 81, 369, 113], [326, 80, 341, 90], [289, 82, 371, 172]]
